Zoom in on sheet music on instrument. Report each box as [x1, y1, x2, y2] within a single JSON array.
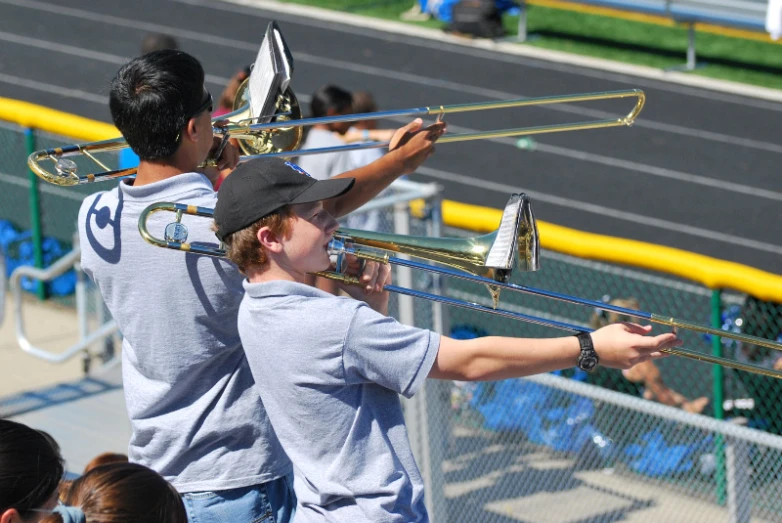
[[249, 22, 294, 123]]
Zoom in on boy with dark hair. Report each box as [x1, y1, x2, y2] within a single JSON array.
[[215, 157, 683, 523], [79, 49, 444, 523]]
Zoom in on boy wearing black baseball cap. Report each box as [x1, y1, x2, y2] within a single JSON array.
[[219, 158, 682, 523]]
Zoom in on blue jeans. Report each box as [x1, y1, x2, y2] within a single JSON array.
[[182, 475, 295, 523]]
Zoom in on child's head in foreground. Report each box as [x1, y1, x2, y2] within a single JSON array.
[[214, 158, 354, 277]]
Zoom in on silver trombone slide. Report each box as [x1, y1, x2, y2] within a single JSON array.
[[329, 243, 782, 380]]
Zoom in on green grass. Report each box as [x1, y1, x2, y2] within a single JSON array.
[[279, 0, 782, 89]]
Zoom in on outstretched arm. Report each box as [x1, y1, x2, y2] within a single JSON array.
[[324, 118, 446, 217], [429, 323, 681, 382]]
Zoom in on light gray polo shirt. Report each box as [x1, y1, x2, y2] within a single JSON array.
[[238, 280, 441, 523], [78, 173, 290, 492], [295, 129, 357, 181]]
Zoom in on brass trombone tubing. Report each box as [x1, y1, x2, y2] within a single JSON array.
[[333, 249, 782, 380], [137, 202, 782, 379], [28, 89, 645, 186], [380, 254, 782, 354], [138, 202, 222, 256], [379, 282, 782, 380]]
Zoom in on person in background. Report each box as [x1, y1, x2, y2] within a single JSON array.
[[213, 65, 251, 118], [0, 419, 64, 523], [341, 90, 397, 232], [41, 462, 187, 523], [341, 91, 396, 151], [295, 85, 356, 181], [140, 33, 179, 55], [589, 297, 709, 414], [733, 295, 782, 434], [82, 453, 129, 475]]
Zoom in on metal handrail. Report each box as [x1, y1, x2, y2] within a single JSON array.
[[0, 254, 6, 327], [9, 248, 118, 364]]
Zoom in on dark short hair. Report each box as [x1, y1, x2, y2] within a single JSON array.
[[109, 50, 205, 161], [0, 419, 64, 517], [351, 91, 377, 114], [140, 33, 179, 55], [310, 85, 353, 118]]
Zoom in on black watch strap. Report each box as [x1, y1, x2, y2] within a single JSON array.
[[575, 332, 599, 372]]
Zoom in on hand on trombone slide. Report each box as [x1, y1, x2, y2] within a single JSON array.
[[387, 118, 447, 175], [590, 322, 681, 370]]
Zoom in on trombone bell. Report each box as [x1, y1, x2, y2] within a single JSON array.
[[335, 194, 538, 285], [222, 80, 303, 157]]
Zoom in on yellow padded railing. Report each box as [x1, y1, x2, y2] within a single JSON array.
[[0, 97, 117, 142], [436, 199, 782, 302], [3, 97, 782, 302]]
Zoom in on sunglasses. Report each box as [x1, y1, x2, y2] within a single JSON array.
[[189, 89, 213, 119]]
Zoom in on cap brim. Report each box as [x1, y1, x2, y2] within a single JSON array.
[[290, 177, 355, 205]]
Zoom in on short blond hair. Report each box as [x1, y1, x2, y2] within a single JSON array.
[[218, 206, 293, 274]]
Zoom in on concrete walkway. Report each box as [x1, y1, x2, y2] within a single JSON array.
[[0, 291, 84, 397], [1, 291, 130, 473]]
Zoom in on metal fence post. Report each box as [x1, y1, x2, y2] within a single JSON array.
[[423, 190, 448, 522], [517, 1, 528, 42], [393, 201, 414, 326], [25, 128, 46, 300], [726, 437, 752, 523], [686, 23, 697, 71], [712, 288, 726, 505], [396, 197, 447, 522]]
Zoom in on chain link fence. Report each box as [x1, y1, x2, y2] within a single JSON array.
[[0, 120, 120, 375], [400, 236, 782, 522], [4, 108, 782, 521]]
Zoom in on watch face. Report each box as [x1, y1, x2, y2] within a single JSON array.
[[578, 354, 598, 371]]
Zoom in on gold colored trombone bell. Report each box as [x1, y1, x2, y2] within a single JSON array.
[[336, 193, 539, 285]]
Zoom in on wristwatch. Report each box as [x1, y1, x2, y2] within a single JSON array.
[[575, 332, 599, 372]]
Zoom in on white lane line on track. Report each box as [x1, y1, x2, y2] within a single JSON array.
[[367, 115, 782, 203], [176, 0, 782, 109], [4, 0, 782, 147], [414, 165, 782, 256], [0, 32, 231, 85], [6, 0, 782, 110], [0, 73, 108, 104], [4, 57, 781, 204]]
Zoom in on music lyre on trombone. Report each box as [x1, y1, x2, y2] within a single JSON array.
[[27, 84, 646, 187], [137, 194, 782, 379]]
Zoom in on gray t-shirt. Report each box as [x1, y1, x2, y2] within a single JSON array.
[[238, 280, 441, 523], [78, 173, 290, 492], [295, 129, 356, 181]]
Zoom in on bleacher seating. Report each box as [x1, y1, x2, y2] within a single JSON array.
[[518, 0, 771, 69]]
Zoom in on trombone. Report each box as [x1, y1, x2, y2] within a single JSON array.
[[137, 194, 782, 379], [28, 88, 645, 186]]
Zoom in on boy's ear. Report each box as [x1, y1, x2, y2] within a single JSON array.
[[181, 118, 199, 143], [1, 508, 23, 523], [257, 226, 283, 253]]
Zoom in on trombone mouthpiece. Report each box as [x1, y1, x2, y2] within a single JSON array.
[[328, 239, 348, 274]]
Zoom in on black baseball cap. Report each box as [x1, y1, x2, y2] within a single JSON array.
[[214, 157, 354, 240]]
